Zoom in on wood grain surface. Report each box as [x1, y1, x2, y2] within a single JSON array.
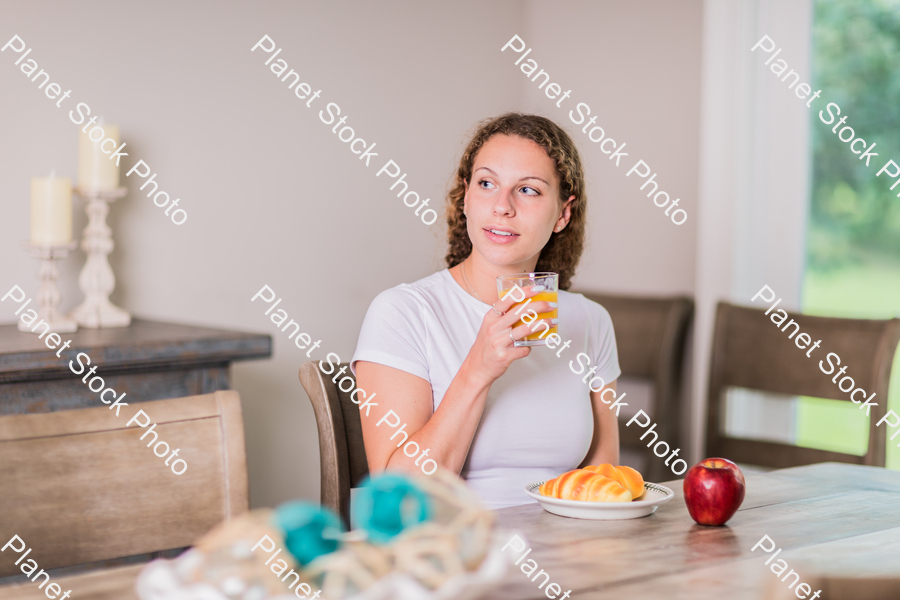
[[299, 361, 370, 529], [1, 463, 898, 599], [0, 365, 231, 415], [0, 565, 142, 600], [0, 319, 272, 381], [0, 318, 271, 416], [490, 463, 900, 599], [706, 303, 900, 468], [0, 391, 248, 578]]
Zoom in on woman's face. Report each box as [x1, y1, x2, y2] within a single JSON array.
[[464, 134, 573, 271]]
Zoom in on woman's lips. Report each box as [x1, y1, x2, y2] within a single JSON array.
[[483, 228, 519, 244]]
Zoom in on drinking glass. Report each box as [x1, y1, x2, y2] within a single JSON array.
[[496, 272, 558, 347]]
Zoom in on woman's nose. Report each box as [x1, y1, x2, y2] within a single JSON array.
[[492, 188, 515, 217]]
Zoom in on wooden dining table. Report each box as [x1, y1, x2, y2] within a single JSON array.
[[2, 463, 899, 600], [491, 462, 900, 600]]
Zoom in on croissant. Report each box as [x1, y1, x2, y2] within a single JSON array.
[[539, 469, 632, 502], [584, 464, 645, 499]]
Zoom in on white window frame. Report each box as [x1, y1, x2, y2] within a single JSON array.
[[691, 0, 813, 462]]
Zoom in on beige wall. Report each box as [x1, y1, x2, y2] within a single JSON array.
[[0, 0, 701, 508], [521, 0, 702, 296]]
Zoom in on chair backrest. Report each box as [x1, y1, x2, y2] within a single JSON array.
[[577, 291, 694, 480], [706, 302, 900, 468], [299, 361, 367, 527], [0, 390, 248, 575]]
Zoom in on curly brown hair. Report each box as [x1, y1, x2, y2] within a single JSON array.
[[444, 113, 587, 290]]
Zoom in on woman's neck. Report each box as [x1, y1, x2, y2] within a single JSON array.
[[456, 252, 538, 305]]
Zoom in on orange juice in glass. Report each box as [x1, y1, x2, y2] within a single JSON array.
[[496, 272, 558, 346]]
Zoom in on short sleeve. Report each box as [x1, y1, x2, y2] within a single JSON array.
[[350, 285, 431, 382], [588, 300, 621, 385]]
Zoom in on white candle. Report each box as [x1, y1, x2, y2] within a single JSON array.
[[77, 123, 120, 191], [30, 174, 73, 245]]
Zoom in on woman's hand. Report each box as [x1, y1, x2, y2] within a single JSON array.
[[462, 287, 557, 387]]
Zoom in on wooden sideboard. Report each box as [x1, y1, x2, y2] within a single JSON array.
[[0, 318, 272, 415]]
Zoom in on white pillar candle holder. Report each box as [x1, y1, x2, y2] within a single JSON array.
[[19, 241, 79, 334], [71, 187, 131, 329]]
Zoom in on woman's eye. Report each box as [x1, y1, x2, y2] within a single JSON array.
[[479, 180, 495, 190], [520, 186, 539, 196]]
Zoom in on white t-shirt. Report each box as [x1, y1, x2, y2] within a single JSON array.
[[351, 269, 620, 509]]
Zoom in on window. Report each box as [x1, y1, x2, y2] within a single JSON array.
[[798, 0, 900, 468]]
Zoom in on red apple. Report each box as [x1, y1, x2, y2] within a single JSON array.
[[683, 458, 746, 526]]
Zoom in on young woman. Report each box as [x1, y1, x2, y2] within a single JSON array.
[[351, 113, 620, 509]]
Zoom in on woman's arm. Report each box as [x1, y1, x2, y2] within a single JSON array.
[[355, 360, 491, 475], [356, 288, 555, 476], [579, 380, 620, 467]]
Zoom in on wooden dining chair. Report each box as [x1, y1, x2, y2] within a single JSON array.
[[706, 302, 900, 468], [0, 390, 248, 577], [299, 361, 368, 528], [577, 291, 694, 481]]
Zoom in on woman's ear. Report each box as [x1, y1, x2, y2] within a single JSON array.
[[557, 194, 576, 230]]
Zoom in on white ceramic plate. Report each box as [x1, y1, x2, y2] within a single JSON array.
[[524, 481, 675, 520]]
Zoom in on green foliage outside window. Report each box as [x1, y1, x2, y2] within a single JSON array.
[[807, 0, 900, 269], [799, 0, 900, 469]]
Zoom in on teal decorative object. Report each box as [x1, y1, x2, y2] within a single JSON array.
[[353, 473, 431, 544], [275, 501, 343, 565]]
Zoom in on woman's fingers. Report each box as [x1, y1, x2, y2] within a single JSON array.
[[495, 301, 557, 330], [471, 287, 555, 382], [493, 285, 548, 315], [490, 318, 557, 353], [510, 318, 558, 341]]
